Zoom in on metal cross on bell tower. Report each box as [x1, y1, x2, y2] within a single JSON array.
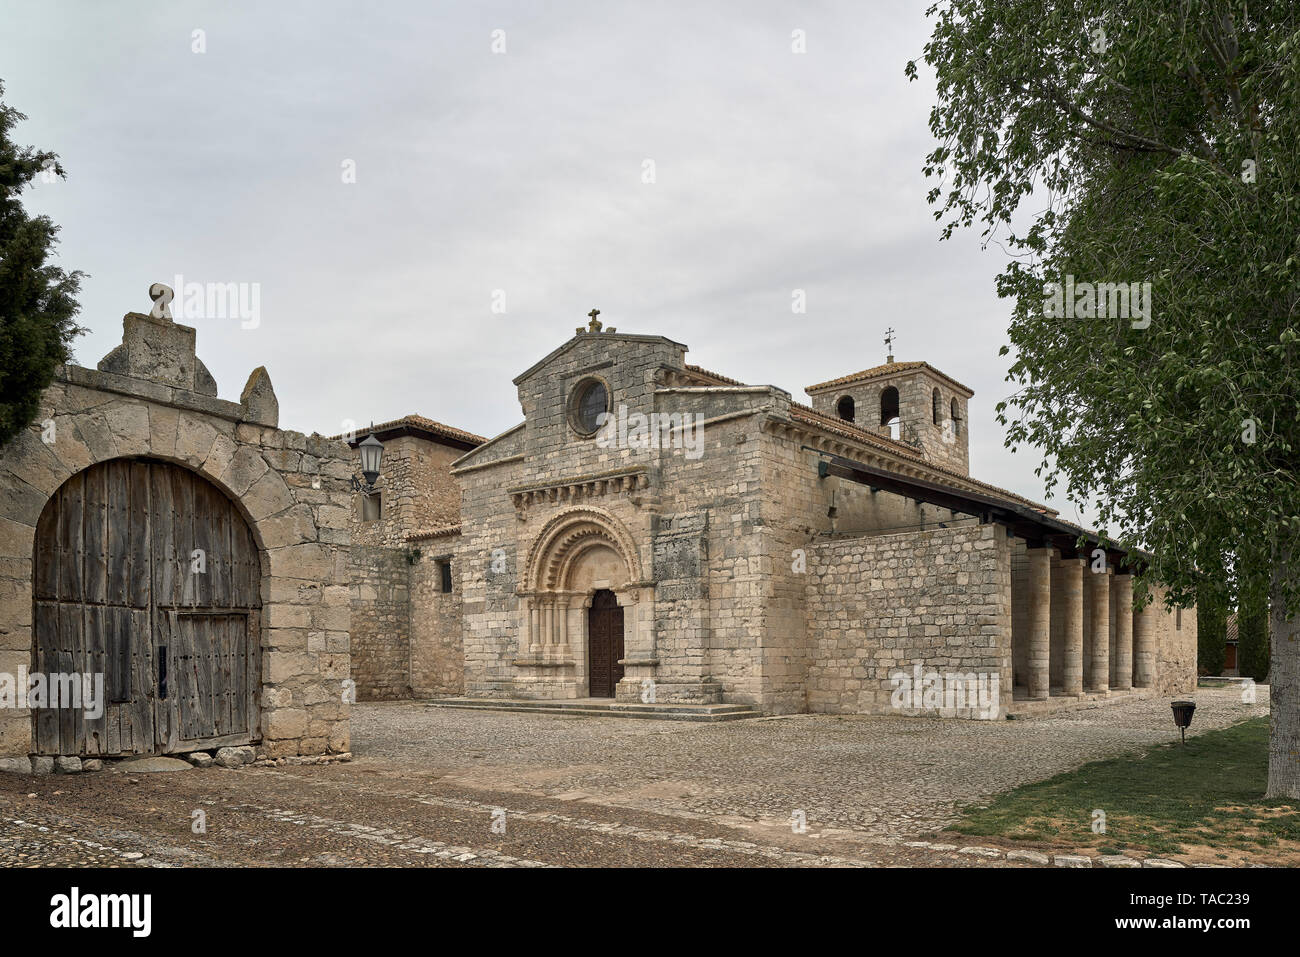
[[884, 327, 896, 363]]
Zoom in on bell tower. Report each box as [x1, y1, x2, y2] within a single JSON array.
[[805, 338, 973, 476]]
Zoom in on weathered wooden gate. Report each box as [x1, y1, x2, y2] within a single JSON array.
[[587, 589, 624, 698], [32, 459, 261, 756]]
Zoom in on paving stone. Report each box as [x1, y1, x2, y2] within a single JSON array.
[[1006, 849, 1050, 865], [1053, 854, 1094, 868], [1100, 855, 1141, 868], [1143, 858, 1185, 868], [114, 756, 191, 773], [957, 846, 1003, 858]]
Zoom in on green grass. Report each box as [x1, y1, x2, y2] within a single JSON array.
[[951, 717, 1300, 861]]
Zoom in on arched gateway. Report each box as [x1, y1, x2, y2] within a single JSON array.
[[32, 458, 262, 757]]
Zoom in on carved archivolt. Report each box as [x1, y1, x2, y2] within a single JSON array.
[[524, 506, 642, 593]]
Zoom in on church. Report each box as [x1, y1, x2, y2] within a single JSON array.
[[348, 311, 1196, 719]]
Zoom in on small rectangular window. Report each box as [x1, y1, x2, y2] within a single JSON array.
[[361, 491, 381, 522], [439, 560, 453, 593], [1176, 607, 1182, 630]]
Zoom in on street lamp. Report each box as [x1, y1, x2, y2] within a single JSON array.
[[350, 429, 384, 493]]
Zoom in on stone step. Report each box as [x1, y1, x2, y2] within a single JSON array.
[[1006, 687, 1156, 718], [422, 697, 761, 722]]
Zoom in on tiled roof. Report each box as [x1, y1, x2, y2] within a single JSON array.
[[676, 364, 1048, 512], [1226, 613, 1239, 643], [788, 402, 1049, 511], [407, 524, 462, 542], [683, 364, 748, 388], [788, 401, 918, 456], [331, 414, 485, 448], [806, 360, 973, 396]]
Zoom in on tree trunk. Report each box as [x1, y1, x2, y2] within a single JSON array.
[[1266, 553, 1299, 800]]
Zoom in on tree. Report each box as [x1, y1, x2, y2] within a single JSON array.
[[0, 79, 83, 447], [1239, 579, 1272, 682], [1197, 568, 1228, 677], [909, 1, 1300, 797]]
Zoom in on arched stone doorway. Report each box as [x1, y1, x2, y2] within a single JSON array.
[[32, 458, 262, 756], [518, 507, 653, 700]]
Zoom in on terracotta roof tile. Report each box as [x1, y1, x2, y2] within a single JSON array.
[[683, 364, 749, 387], [331, 414, 485, 447], [682, 363, 1043, 511], [806, 361, 973, 396], [407, 524, 462, 541]]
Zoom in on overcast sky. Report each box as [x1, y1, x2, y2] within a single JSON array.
[[2, 0, 1089, 525]]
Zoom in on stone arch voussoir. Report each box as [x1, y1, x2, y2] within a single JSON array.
[[525, 506, 641, 593]]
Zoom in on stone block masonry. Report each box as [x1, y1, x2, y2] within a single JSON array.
[[349, 545, 412, 700], [805, 523, 1012, 717]]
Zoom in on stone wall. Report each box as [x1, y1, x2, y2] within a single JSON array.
[[348, 545, 412, 700], [805, 523, 1013, 717], [454, 425, 526, 699], [1149, 586, 1198, 696], [0, 310, 352, 760], [409, 539, 464, 696], [349, 435, 464, 548], [347, 428, 471, 699]]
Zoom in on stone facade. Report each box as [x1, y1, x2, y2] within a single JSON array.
[[0, 308, 353, 761]]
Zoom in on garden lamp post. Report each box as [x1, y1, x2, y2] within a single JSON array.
[[1171, 700, 1196, 744]]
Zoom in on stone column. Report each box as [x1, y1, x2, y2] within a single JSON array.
[[528, 600, 541, 656], [1027, 547, 1052, 699], [1112, 574, 1133, 690], [1087, 565, 1111, 692], [556, 596, 571, 657], [1060, 557, 1085, 696], [1133, 602, 1156, 688]]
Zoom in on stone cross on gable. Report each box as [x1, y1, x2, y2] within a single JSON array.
[[577, 308, 614, 335]]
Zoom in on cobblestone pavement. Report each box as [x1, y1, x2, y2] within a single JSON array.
[[0, 686, 1265, 867], [360, 685, 1267, 844]]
